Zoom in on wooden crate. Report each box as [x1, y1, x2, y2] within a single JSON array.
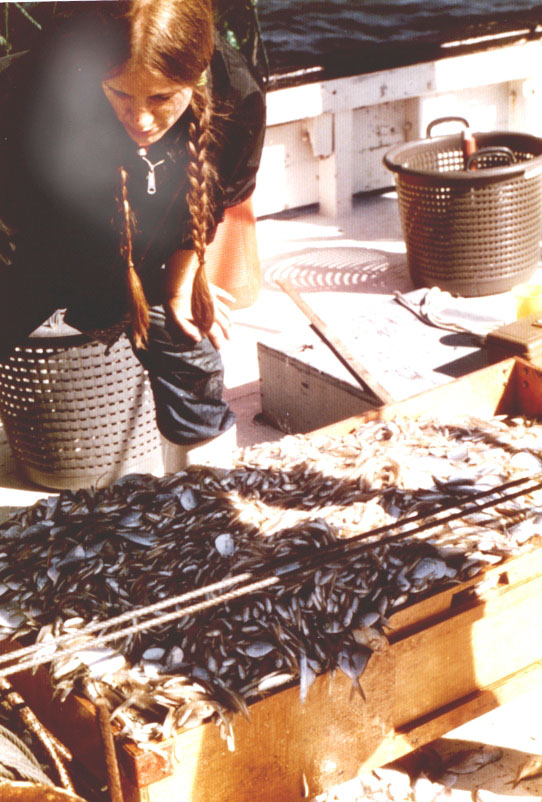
[[7, 357, 542, 802], [257, 338, 376, 434]]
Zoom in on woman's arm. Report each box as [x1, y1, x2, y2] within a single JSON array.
[[164, 248, 233, 349]]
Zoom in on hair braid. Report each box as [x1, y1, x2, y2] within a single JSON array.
[[186, 85, 216, 334], [118, 167, 150, 349]]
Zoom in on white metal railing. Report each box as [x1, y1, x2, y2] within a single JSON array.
[[253, 39, 542, 218]]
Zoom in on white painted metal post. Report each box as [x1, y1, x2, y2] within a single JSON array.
[[318, 109, 354, 218]]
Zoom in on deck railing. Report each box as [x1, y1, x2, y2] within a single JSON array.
[[253, 36, 542, 219]]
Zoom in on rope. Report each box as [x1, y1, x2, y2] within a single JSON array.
[[95, 698, 124, 802], [0, 723, 53, 786], [0, 471, 539, 678], [0, 677, 74, 792], [0, 571, 254, 669], [0, 574, 279, 678]]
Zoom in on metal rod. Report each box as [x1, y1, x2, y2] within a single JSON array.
[[96, 698, 124, 802]]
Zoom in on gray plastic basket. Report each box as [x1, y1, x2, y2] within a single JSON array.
[[384, 121, 542, 296], [0, 319, 162, 491]]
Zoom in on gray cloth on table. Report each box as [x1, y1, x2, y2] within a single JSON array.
[[394, 287, 514, 344]]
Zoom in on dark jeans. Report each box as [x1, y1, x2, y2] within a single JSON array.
[[0, 269, 235, 445], [131, 307, 235, 444]]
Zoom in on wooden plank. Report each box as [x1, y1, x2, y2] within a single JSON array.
[[391, 573, 542, 728], [318, 108, 355, 217], [398, 660, 542, 750], [515, 360, 542, 416], [341, 660, 542, 772], [0, 653, 109, 788], [119, 652, 397, 802], [112, 547, 542, 802], [8, 548, 540, 802], [276, 280, 394, 405], [307, 357, 520, 440], [389, 545, 542, 635], [257, 287, 498, 433]]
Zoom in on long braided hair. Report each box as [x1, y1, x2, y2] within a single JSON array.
[[186, 85, 217, 335], [97, 0, 217, 347]]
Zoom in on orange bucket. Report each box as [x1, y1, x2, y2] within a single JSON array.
[[205, 195, 261, 309]]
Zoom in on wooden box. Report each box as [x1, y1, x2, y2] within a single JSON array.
[[8, 357, 542, 802], [485, 312, 542, 366], [257, 337, 377, 434]]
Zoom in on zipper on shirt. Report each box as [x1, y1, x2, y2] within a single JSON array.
[[137, 148, 165, 195]]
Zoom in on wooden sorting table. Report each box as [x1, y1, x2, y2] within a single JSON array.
[[6, 357, 542, 802]]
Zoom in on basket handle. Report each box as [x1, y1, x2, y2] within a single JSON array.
[[465, 146, 516, 170], [426, 116, 470, 138]]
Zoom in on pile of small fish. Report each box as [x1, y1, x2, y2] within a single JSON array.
[[0, 413, 540, 750]]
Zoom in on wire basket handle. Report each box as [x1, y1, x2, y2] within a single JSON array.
[[426, 116, 471, 138], [466, 146, 516, 171]]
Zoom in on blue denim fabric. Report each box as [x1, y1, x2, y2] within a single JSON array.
[[131, 306, 235, 444], [0, 280, 235, 445]]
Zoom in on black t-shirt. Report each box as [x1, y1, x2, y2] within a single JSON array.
[[0, 33, 266, 330]]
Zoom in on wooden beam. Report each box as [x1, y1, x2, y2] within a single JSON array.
[[276, 279, 394, 405]]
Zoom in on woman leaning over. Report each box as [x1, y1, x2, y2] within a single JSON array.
[[0, 0, 266, 469]]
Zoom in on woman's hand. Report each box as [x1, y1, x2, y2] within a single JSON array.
[[164, 249, 235, 350], [166, 282, 235, 350], [207, 283, 235, 349]]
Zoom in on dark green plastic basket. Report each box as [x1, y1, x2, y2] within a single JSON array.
[[384, 125, 542, 296]]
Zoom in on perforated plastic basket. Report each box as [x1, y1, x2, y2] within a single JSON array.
[[0, 324, 162, 491], [384, 124, 542, 296]]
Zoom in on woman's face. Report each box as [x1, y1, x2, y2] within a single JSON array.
[[102, 62, 193, 148]]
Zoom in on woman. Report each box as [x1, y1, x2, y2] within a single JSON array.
[[0, 0, 266, 469]]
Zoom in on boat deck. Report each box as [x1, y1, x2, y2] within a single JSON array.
[[226, 190, 528, 434], [191, 193, 542, 801], [1, 191, 542, 801]]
